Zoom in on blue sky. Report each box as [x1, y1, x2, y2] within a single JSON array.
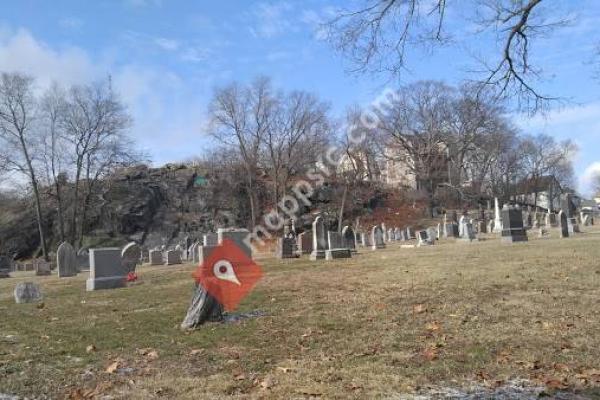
[[1, 0, 600, 195]]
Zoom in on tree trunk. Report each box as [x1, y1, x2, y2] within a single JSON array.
[[337, 184, 348, 232], [181, 283, 224, 329], [19, 135, 48, 260], [54, 179, 65, 242], [31, 179, 48, 260]]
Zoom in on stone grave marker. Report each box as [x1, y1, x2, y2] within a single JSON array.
[[559, 211, 569, 238], [57, 242, 78, 277], [217, 228, 252, 258], [371, 226, 385, 250], [326, 231, 351, 260], [203, 233, 218, 247], [34, 259, 51, 276], [417, 230, 433, 247], [14, 282, 43, 303], [121, 242, 141, 273], [276, 237, 298, 259], [297, 231, 313, 255], [501, 205, 528, 243], [342, 226, 357, 253], [166, 250, 182, 265], [86, 248, 126, 291], [310, 215, 327, 260], [149, 250, 163, 265], [0, 255, 11, 278]]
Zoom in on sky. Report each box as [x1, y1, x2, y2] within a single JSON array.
[[1, 0, 600, 195]]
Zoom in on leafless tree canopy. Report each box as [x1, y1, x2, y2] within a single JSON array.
[[326, 0, 572, 113], [0, 72, 143, 256]]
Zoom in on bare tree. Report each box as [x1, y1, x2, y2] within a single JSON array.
[[326, 0, 568, 113], [40, 83, 68, 242], [60, 78, 132, 246], [0, 73, 48, 259], [519, 133, 577, 207], [262, 89, 331, 207], [208, 78, 271, 228], [379, 80, 454, 216], [593, 173, 600, 197]]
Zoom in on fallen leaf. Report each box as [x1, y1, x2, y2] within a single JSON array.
[[545, 377, 568, 390], [189, 349, 204, 356], [277, 367, 293, 373], [413, 304, 426, 314], [260, 376, 276, 389], [105, 361, 120, 374], [86, 345, 96, 353], [425, 321, 442, 332], [422, 347, 438, 361]]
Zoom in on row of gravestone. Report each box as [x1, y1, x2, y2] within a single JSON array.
[[276, 215, 460, 259]]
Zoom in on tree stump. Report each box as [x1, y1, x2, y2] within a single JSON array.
[[180, 282, 223, 329]]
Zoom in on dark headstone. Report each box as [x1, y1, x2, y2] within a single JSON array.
[[501, 205, 528, 243]]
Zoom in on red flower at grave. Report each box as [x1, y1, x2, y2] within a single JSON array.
[[193, 238, 262, 311], [126, 272, 138, 282]]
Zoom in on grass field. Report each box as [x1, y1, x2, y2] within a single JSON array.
[[2, 228, 600, 399]]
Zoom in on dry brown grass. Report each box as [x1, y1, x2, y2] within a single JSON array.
[[2, 227, 600, 399]]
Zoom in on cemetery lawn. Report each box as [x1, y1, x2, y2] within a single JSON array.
[[2, 229, 600, 399]]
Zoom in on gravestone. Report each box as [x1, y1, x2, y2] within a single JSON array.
[[342, 226, 357, 253], [34, 259, 51, 276], [326, 231, 351, 260], [57, 242, 78, 277], [361, 232, 371, 247], [76, 248, 90, 270], [297, 231, 313, 255], [121, 242, 141, 273], [310, 215, 327, 260], [371, 226, 385, 250], [203, 233, 218, 247], [487, 220, 494, 233], [190, 242, 200, 263], [417, 230, 433, 247], [381, 223, 387, 242], [141, 249, 149, 264], [394, 227, 402, 241], [387, 228, 394, 242], [559, 211, 569, 238], [427, 227, 438, 242], [218, 228, 252, 258], [405, 227, 413, 240], [0, 255, 11, 278], [501, 205, 528, 243], [86, 248, 126, 291], [276, 237, 298, 259], [458, 216, 477, 242], [14, 282, 43, 304], [561, 193, 580, 234], [493, 197, 503, 233], [166, 250, 182, 265], [149, 250, 163, 265]]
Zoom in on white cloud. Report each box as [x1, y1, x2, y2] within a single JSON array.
[[581, 162, 600, 196], [0, 28, 98, 89], [154, 37, 179, 51], [516, 102, 600, 196], [180, 46, 210, 63], [250, 2, 295, 38], [0, 27, 211, 166]]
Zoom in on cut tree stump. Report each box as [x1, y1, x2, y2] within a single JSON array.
[[181, 282, 223, 329]]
